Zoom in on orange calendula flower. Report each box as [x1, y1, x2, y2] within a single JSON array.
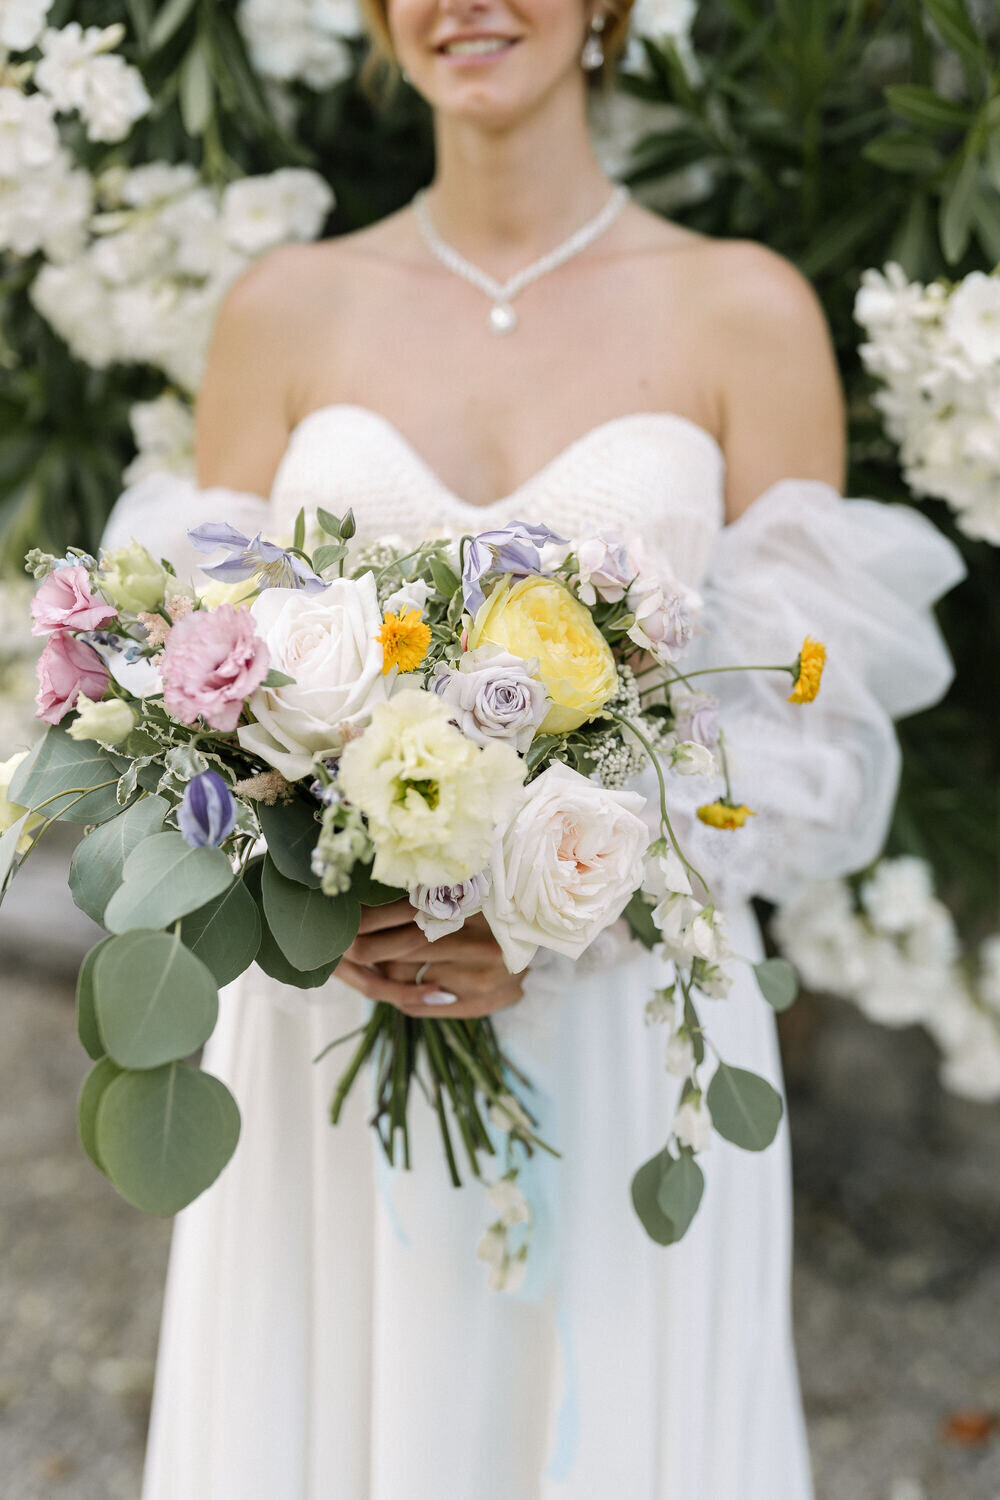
[[377, 609, 431, 675], [697, 800, 756, 830], [788, 635, 826, 703]]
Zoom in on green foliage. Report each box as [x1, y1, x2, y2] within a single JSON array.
[[78, 1056, 123, 1174], [706, 1062, 784, 1151], [93, 928, 218, 1068], [752, 956, 798, 1012], [68, 794, 169, 923], [260, 854, 360, 970], [103, 830, 233, 932], [178, 877, 262, 986], [631, 1145, 705, 1245], [244, 857, 343, 987], [76, 936, 112, 1061], [95, 1061, 241, 1215], [9, 726, 124, 825], [257, 796, 322, 887]]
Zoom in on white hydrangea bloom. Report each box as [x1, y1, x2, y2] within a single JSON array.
[[0, 85, 59, 176], [0, 0, 52, 53]]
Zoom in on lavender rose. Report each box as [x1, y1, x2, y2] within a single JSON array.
[[573, 535, 637, 607], [670, 685, 720, 748], [410, 869, 492, 941], [432, 647, 548, 753]]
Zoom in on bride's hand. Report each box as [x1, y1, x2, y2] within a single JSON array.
[[336, 900, 524, 1020]]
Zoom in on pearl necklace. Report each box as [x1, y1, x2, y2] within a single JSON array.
[[412, 185, 629, 335]]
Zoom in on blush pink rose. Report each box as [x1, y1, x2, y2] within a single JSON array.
[[30, 564, 117, 637], [35, 634, 110, 724], [160, 604, 269, 732]]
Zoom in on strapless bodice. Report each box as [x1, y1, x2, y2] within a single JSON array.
[[268, 404, 726, 591]]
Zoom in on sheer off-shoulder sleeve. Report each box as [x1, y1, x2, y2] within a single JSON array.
[[100, 471, 271, 583], [664, 479, 967, 909]]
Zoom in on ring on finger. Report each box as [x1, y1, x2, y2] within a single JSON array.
[[415, 961, 430, 985]]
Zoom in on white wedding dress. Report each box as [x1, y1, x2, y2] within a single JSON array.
[[103, 405, 964, 1500]]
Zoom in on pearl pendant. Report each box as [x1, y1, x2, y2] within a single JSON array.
[[489, 303, 517, 334]]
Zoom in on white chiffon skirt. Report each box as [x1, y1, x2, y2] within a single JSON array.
[[142, 901, 814, 1500]]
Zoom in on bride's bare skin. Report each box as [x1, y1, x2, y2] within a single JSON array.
[[195, 0, 846, 1018]]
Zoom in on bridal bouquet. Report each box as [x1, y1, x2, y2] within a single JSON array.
[[1, 506, 825, 1279]]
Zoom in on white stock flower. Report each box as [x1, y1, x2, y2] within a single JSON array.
[[0, 152, 91, 259], [123, 393, 196, 485], [664, 1026, 695, 1078], [382, 578, 432, 617], [238, 575, 388, 780], [35, 23, 151, 142], [238, 0, 356, 87], [488, 1178, 531, 1228], [944, 271, 1000, 367], [859, 855, 935, 934], [475, 1226, 506, 1270], [671, 739, 717, 775], [0, 86, 59, 176], [221, 167, 333, 254], [484, 761, 649, 973], [0, 0, 51, 52], [672, 1096, 712, 1152], [338, 689, 525, 890], [30, 258, 119, 367], [119, 161, 199, 206], [78, 52, 151, 142]]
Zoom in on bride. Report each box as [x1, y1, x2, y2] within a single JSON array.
[[102, 0, 965, 1495]]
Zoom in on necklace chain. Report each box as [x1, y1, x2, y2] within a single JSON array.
[[413, 185, 629, 334]]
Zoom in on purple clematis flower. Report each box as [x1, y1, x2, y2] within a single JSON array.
[[462, 520, 568, 614], [188, 522, 328, 593], [178, 770, 237, 848]]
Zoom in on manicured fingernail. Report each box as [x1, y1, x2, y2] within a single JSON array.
[[423, 991, 458, 1006]]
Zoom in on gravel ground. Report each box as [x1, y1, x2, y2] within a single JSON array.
[[2, 856, 998, 1499]]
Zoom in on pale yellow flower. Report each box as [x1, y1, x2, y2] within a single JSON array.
[[468, 575, 617, 733]]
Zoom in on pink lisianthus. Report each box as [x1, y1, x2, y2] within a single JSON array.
[[35, 633, 110, 724], [161, 604, 269, 732], [30, 564, 117, 637]]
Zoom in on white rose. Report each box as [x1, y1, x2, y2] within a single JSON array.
[[484, 761, 649, 973], [238, 574, 387, 780]]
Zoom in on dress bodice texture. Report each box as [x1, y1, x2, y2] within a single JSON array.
[[104, 401, 966, 909], [268, 404, 727, 592]]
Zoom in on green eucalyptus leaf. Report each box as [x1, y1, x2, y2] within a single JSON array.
[[706, 1063, 783, 1152], [9, 726, 123, 825], [752, 957, 798, 1012], [655, 1150, 704, 1240], [261, 668, 296, 688], [104, 832, 233, 933], [77, 937, 113, 1061], [630, 1146, 679, 1245], [179, 878, 261, 987], [95, 1062, 240, 1216], [94, 928, 219, 1069], [245, 859, 340, 988], [69, 795, 169, 924], [78, 1057, 123, 1175], [261, 855, 360, 970], [624, 891, 659, 951], [0, 812, 30, 901], [257, 796, 321, 887]]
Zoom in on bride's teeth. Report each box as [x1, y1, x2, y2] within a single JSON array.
[[443, 38, 511, 54]]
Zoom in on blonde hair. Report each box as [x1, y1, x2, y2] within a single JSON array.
[[358, 0, 634, 99]]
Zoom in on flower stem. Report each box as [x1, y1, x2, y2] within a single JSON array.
[[607, 711, 709, 895]]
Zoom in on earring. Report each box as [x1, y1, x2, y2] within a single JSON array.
[[581, 12, 605, 71]]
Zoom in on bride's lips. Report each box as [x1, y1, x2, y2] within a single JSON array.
[[434, 35, 522, 67]]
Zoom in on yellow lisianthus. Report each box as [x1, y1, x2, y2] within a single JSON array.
[[788, 636, 826, 703], [696, 800, 756, 830], [468, 575, 617, 734]]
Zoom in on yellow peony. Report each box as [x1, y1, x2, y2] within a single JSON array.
[[468, 575, 618, 734]]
